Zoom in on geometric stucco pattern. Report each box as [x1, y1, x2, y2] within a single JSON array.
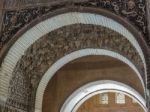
[[4, 24, 144, 112], [0, 0, 148, 51]]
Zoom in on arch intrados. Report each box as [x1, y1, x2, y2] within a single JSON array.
[[60, 80, 147, 112], [35, 49, 145, 112]]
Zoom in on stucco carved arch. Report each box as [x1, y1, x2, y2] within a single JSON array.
[[0, 11, 148, 111], [35, 49, 146, 112]]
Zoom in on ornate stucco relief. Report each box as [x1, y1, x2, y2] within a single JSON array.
[[4, 24, 144, 111], [0, 0, 148, 51]]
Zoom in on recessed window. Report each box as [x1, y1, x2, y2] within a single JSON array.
[[100, 93, 108, 104], [115, 93, 125, 104]]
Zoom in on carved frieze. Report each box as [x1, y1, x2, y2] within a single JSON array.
[[0, 4, 66, 50], [5, 24, 144, 111], [0, 0, 148, 51]]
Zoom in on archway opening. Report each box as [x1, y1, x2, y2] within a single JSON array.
[[61, 81, 147, 112], [0, 12, 147, 112], [42, 55, 145, 112], [76, 92, 145, 112]]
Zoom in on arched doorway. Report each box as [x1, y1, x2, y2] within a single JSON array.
[[60, 81, 147, 112], [40, 55, 146, 112], [77, 92, 145, 112]]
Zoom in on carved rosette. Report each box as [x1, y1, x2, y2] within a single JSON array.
[[4, 24, 144, 112], [0, 0, 148, 51]]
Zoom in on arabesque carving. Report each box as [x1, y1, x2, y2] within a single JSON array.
[[4, 24, 144, 111], [0, 0, 148, 50]]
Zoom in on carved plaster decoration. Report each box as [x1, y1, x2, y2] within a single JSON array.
[[4, 24, 144, 111], [60, 81, 147, 112], [0, 0, 148, 51]]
